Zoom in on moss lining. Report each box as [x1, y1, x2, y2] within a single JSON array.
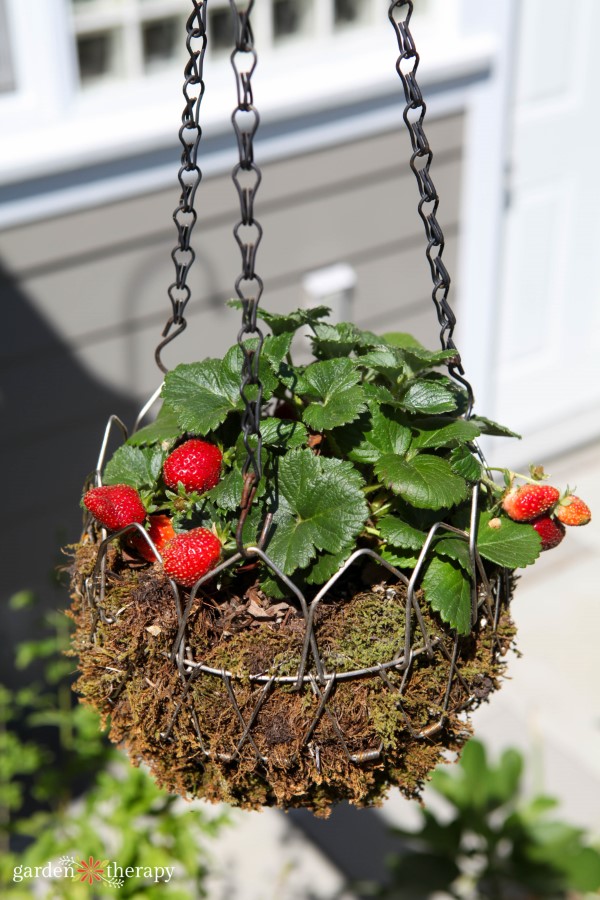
[[67, 537, 516, 816]]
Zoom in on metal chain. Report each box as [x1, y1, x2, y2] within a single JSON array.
[[155, 1, 209, 374], [388, 1, 474, 411], [229, 0, 265, 548]]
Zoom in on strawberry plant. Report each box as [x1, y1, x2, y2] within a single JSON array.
[[68, 305, 591, 814]]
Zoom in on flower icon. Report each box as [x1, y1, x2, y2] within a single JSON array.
[[76, 857, 105, 885]]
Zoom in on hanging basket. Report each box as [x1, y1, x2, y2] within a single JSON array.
[[64, 1, 566, 816], [66, 304, 531, 814]]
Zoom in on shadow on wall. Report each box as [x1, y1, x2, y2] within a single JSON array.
[[0, 260, 141, 685]]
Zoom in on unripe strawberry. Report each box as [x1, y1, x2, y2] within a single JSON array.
[[161, 527, 222, 587], [502, 484, 560, 522], [163, 439, 222, 493], [555, 494, 591, 527], [84, 484, 147, 531], [128, 514, 176, 562], [531, 515, 565, 551]]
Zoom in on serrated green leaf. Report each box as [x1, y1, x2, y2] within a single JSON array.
[[163, 358, 241, 434], [298, 358, 367, 431], [378, 515, 426, 550], [344, 406, 412, 464], [266, 450, 368, 575], [235, 418, 308, 453], [422, 557, 472, 634], [206, 466, 244, 512], [449, 445, 483, 482], [375, 453, 469, 509], [127, 403, 181, 447], [380, 548, 419, 569], [305, 545, 355, 585], [311, 321, 383, 360], [433, 535, 472, 573], [402, 380, 458, 414], [231, 301, 330, 336], [103, 445, 165, 490], [476, 511, 541, 568], [469, 415, 521, 439], [162, 344, 275, 435], [381, 332, 426, 350], [410, 416, 482, 449], [262, 332, 293, 372], [260, 417, 308, 449]]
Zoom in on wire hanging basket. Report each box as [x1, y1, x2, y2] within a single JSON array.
[[67, 1, 538, 815]]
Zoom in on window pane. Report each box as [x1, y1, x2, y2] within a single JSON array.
[[142, 17, 180, 71], [272, 0, 312, 41], [334, 0, 368, 27], [209, 7, 232, 55], [77, 30, 120, 83]]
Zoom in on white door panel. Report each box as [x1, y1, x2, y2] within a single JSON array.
[[492, 0, 600, 464]]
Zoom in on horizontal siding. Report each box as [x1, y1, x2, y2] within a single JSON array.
[[2, 115, 463, 396]]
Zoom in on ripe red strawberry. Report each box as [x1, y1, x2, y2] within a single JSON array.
[[161, 527, 222, 587], [84, 484, 147, 531], [531, 515, 565, 551], [555, 494, 591, 527], [163, 439, 223, 493], [128, 514, 176, 562], [502, 483, 560, 522]]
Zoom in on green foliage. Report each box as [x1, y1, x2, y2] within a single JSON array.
[[94, 304, 542, 631], [1, 599, 228, 897], [362, 738, 600, 899]]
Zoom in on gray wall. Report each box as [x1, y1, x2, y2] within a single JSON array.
[[0, 112, 463, 673]]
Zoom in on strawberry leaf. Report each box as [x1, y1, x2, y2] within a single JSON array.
[[235, 418, 308, 452], [449, 445, 483, 482], [410, 417, 482, 450], [469, 415, 521, 439], [266, 450, 368, 575], [231, 302, 330, 336], [103, 445, 165, 491], [432, 536, 473, 573], [298, 358, 367, 431], [476, 511, 541, 568], [401, 380, 458, 414], [378, 515, 426, 550], [162, 344, 276, 435], [343, 406, 412, 464], [374, 454, 469, 509], [127, 403, 181, 447], [422, 557, 472, 635]]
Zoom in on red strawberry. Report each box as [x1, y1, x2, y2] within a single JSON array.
[[555, 494, 591, 527], [502, 484, 560, 522], [163, 440, 223, 493], [84, 484, 146, 531], [161, 527, 222, 587], [531, 515, 565, 551], [128, 514, 176, 562]]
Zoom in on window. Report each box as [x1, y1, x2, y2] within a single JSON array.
[[272, 0, 313, 41], [70, 0, 187, 85]]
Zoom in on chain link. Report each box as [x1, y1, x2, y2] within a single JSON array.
[[388, 1, 474, 411], [229, 0, 265, 544], [155, 1, 209, 374]]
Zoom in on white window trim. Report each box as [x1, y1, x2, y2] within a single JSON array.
[[0, 0, 494, 236]]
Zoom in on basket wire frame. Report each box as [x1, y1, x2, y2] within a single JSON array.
[[80, 402, 509, 771]]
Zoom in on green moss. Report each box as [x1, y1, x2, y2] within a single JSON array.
[[68, 537, 516, 816]]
